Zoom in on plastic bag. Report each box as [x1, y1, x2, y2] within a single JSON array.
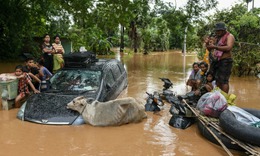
[[214, 87, 236, 106], [227, 106, 260, 125], [169, 115, 196, 129], [196, 90, 227, 117]]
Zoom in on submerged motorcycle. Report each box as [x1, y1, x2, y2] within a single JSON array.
[[145, 91, 164, 112], [159, 77, 196, 129], [159, 78, 174, 100]]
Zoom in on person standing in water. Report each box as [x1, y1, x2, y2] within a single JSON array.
[[206, 22, 235, 93], [42, 34, 54, 74], [52, 35, 65, 73]]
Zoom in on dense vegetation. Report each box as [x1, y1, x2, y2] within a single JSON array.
[[1, 0, 259, 76]]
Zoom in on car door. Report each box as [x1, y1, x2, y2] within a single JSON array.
[[110, 61, 128, 98], [116, 61, 128, 88], [102, 65, 116, 101]]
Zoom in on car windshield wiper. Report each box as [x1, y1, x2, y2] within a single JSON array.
[[78, 90, 95, 94], [61, 90, 96, 95], [44, 89, 62, 93]]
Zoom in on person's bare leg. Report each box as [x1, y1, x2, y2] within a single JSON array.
[[15, 94, 23, 108]]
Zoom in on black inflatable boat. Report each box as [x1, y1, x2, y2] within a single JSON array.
[[219, 108, 260, 146]]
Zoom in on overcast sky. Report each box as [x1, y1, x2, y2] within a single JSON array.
[[163, 0, 260, 12]]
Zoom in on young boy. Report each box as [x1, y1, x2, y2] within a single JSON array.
[[14, 65, 40, 108], [36, 58, 52, 91], [23, 57, 41, 89]]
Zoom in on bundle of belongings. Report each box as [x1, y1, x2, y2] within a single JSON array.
[[196, 87, 236, 118]]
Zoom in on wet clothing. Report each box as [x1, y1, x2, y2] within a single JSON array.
[[42, 43, 53, 74], [215, 58, 233, 84], [18, 73, 31, 98]]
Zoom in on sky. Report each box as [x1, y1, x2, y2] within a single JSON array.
[[163, 0, 260, 12]]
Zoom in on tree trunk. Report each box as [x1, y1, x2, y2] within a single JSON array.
[[120, 25, 124, 52], [129, 21, 138, 53], [133, 31, 138, 53]]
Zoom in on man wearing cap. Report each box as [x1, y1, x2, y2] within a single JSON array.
[[206, 22, 235, 94]]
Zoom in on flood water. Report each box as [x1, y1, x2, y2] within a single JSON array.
[[0, 51, 259, 156]]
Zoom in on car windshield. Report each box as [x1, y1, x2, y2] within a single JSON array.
[[50, 69, 101, 92]]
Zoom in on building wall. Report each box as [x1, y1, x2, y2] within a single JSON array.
[[61, 39, 72, 54]]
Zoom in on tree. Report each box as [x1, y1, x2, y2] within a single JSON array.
[[0, 0, 72, 60]]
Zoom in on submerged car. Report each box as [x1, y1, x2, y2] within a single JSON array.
[[17, 52, 128, 125]]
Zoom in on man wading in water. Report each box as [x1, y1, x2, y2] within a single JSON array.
[[206, 22, 235, 94]]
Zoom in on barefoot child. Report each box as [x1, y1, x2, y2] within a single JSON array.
[[14, 65, 40, 108]]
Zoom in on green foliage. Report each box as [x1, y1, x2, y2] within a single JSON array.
[[197, 48, 206, 60], [0, 0, 72, 60], [232, 44, 260, 76], [67, 26, 86, 52], [68, 26, 114, 55], [88, 35, 113, 55], [136, 17, 171, 54]]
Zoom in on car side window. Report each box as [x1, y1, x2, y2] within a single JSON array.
[[111, 64, 121, 80], [117, 63, 125, 74], [105, 69, 115, 87]]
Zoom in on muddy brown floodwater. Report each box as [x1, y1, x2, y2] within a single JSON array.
[[0, 51, 259, 156]]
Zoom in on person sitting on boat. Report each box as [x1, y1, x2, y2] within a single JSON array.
[[186, 62, 201, 91], [195, 71, 216, 96], [198, 61, 209, 86]]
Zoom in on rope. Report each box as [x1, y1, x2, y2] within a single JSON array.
[[235, 41, 260, 46]]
